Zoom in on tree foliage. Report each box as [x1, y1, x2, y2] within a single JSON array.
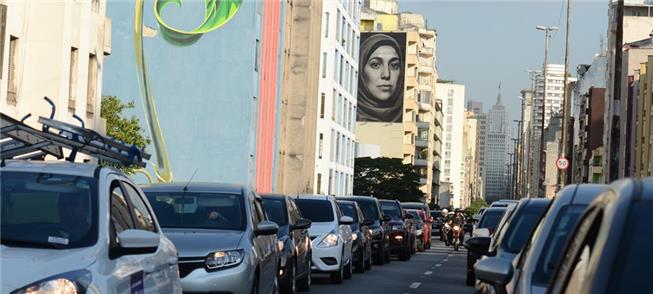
[[100, 95, 150, 173], [463, 198, 489, 215], [353, 157, 425, 202]]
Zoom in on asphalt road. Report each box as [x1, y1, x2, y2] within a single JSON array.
[[310, 237, 473, 294]]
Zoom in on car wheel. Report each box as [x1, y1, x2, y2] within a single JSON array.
[[330, 263, 344, 284], [373, 251, 384, 265], [280, 262, 296, 294], [364, 248, 373, 270], [344, 259, 353, 279], [355, 249, 365, 273], [297, 260, 311, 292]]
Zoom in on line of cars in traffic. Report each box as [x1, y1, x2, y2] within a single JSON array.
[[0, 160, 436, 293], [464, 179, 653, 294]]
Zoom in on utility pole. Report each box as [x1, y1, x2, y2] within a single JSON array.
[[536, 26, 558, 198], [559, 0, 572, 190]]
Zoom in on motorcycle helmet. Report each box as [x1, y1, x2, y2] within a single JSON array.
[[442, 209, 448, 214]]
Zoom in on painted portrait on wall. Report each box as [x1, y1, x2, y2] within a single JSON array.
[[357, 32, 406, 123]]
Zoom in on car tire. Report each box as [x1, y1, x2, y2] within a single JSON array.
[[297, 260, 311, 292], [355, 250, 365, 273], [364, 249, 373, 270], [373, 251, 384, 265], [330, 263, 344, 284], [280, 262, 297, 294], [344, 259, 353, 279]]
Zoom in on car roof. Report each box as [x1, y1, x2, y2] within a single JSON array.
[[401, 202, 427, 207], [378, 199, 398, 203], [260, 193, 287, 200], [1, 159, 101, 178], [294, 194, 334, 201], [483, 207, 508, 213], [140, 182, 246, 195], [337, 199, 356, 205], [564, 184, 609, 205], [339, 196, 378, 201]]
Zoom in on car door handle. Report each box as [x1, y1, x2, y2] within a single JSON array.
[[167, 256, 178, 265]]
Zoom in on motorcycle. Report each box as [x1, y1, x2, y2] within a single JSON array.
[[452, 225, 462, 251], [442, 223, 451, 246]]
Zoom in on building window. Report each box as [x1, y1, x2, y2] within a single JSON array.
[[332, 89, 337, 121], [322, 52, 327, 78], [86, 53, 98, 115], [336, 10, 341, 43], [320, 92, 325, 118], [324, 12, 329, 38], [317, 173, 322, 194], [92, 0, 100, 13], [7, 36, 18, 106], [68, 47, 78, 111], [328, 170, 334, 195], [319, 133, 324, 159], [254, 39, 260, 72]]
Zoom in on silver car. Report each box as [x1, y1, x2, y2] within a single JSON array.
[[142, 183, 279, 294]]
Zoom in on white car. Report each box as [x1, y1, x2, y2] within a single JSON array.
[[293, 195, 354, 284], [1, 160, 182, 293]]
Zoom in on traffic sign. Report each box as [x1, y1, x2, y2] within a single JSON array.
[[556, 157, 570, 170]]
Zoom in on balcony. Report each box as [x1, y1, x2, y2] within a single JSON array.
[[406, 54, 418, 66], [403, 144, 415, 155], [404, 121, 417, 134], [418, 102, 432, 112], [418, 65, 433, 74], [415, 138, 428, 148], [414, 159, 428, 166], [419, 47, 434, 56], [416, 121, 430, 130], [406, 76, 418, 88]]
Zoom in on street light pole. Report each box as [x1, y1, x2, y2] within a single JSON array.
[[559, 0, 572, 190], [536, 26, 558, 198]]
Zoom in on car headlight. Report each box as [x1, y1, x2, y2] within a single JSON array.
[[352, 233, 358, 241], [205, 249, 245, 270], [391, 225, 404, 231], [318, 233, 339, 248], [12, 270, 91, 294], [277, 240, 285, 252]]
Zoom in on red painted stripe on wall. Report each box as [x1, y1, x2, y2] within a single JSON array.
[[255, 0, 282, 193]]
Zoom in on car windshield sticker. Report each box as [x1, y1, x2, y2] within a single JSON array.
[[47, 236, 69, 245], [130, 271, 144, 294]]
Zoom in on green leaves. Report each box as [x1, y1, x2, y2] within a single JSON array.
[[154, 0, 242, 46], [353, 157, 425, 202]]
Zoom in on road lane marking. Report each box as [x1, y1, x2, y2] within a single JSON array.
[[443, 259, 448, 262], [409, 282, 421, 289], [435, 264, 442, 267], [424, 271, 433, 275]]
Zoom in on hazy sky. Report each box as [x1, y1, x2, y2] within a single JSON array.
[[399, 0, 608, 128]]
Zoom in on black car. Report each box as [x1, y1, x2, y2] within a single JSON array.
[[379, 199, 414, 261], [469, 198, 551, 294], [261, 194, 313, 293], [548, 178, 653, 294], [339, 196, 391, 265], [465, 207, 507, 285], [430, 210, 444, 237], [337, 200, 373, 273]]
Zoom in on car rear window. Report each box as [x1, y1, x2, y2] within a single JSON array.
[[533, 205, 586, 285], [352, 199, 380, 221], [295, 199, 334, 222], [478, 209, 505, 230], [337, 202, 358, 222], [608, 200, 653, 293], [380, 201, 401, 219], [262, 198, 288, 226], [502, 205, 548, 253]]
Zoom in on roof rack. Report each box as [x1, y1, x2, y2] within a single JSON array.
[[1, 97, 150, 167]]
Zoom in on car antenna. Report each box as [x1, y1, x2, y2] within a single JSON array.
[[183, 168, 198, 192]]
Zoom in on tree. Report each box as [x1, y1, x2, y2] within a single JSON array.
[[353, 157, 425, 202], [100, 95, 150, 173], [463, 198, 489, 215]]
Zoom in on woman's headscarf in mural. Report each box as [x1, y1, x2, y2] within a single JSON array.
[[357, 34, 405, 123]]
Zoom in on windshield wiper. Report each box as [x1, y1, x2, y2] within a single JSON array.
[[1, 238, 67, 249]]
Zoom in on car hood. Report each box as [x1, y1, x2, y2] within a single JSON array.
[[1, 245, 97, 292], [163, 228, 244, 258], [307, 222, 335, 237]]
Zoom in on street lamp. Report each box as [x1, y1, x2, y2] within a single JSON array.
[[535, 25, 558, 198]]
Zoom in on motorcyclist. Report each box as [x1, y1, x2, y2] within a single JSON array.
[[440, 209, 449, 243], [447, 209, 465, 244]]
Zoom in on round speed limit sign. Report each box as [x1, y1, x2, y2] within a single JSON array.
[[556, 157, 570, 170]]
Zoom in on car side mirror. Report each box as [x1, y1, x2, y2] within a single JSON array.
[[473, 228, 490, 238], [339, 216, 354, 225], [474, 257, 514, 286], [114, 229, 159, 256], [465, 236, 491, 255], [382, 215, 391, 222], [293, 218, 312, 230], [362, 219, 374, 226], [255, 221, 279, 236]]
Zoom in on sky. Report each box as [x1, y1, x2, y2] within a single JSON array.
[[399, 0, 608, 129]]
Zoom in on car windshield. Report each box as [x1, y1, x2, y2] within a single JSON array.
[[608, 200, 653, 293], [337, 202, 359, 222], [295, 199, 334, 222], [380, 202, 402, 219], [532, 205, 586, 285], [353, 199, 380, 221], [502, 205, 548, 253], [407, 210, 422, 222], [145, 192, 246, 230], [478, 210, 505, 230], [262, 198, 288, 226], [1, 172, 98, 249]]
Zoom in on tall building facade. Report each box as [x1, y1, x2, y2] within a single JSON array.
[[467, 100, 487, 199], [518, 90, 534, 197], [436, 82, 465, 208], [357, 5, 440, 203], [484, 90, 509, 203], [2, 0, 110, 133], [104, 1, 286, 189], [313, 0, 362, 196], [462, 111, 479, 207]]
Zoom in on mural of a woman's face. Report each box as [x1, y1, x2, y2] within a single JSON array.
[[363, 45, 401, 101]]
